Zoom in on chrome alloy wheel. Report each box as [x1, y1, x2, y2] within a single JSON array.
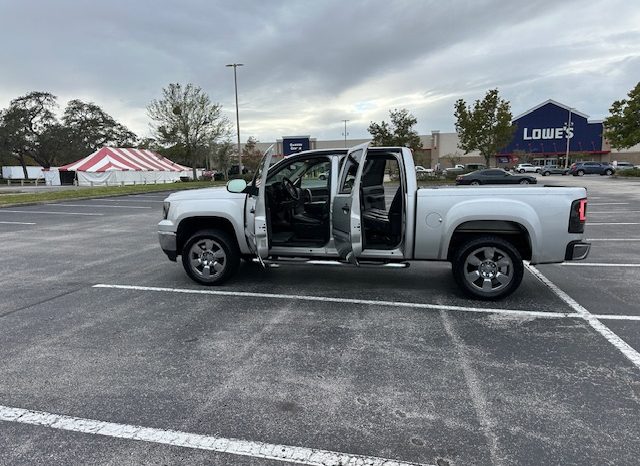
[[188, 238, 227, 279], [463, 246, 513, 294]]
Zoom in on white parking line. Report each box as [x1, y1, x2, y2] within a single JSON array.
[[588, 211, 640, 214], [0, 210, 104, 216], [0, 405, 428, 466], [593, 315, 640, 321], [587, 239, 640, 241], [93, 284, 576, 319], [525, 264, 640, 370], [0, 221, 36, 225], [589, 203, 629, 205], [48, 204, 152, 209], [562, 263, 640, 267], [89, 199, 164, 203]]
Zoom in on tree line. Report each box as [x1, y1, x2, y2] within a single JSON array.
[[2, 81, 639, 178]]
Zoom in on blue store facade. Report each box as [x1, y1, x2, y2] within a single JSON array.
[[498, 100, 607, 166]]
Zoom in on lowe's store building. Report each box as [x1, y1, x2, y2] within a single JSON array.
[[498, 99, 606, 166]]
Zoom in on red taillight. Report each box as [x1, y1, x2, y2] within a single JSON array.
[[578, 199, 587, 222], [569, 198, 587, 233]]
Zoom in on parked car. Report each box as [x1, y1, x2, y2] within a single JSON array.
[[444, 163, 486, 175], [615, 161, 636, 171], [541, 165, 569, 176], [514, 163, 541, 173], [415, 165, 434, 174], [456, 169, 537, 185], [568, 162, 615, 176], [159, 145, 588, 300]]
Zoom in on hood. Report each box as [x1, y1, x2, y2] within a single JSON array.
[[165, 186, 245, 202]]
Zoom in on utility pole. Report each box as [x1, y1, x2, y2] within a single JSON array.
[[342, 119, 349, 147], [226, 63, 244, 170], [564, 108, 573, 169]]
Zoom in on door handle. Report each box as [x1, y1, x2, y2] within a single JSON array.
[[342, 207, 349, 214]]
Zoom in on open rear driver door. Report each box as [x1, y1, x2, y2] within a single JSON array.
[[244, 147, 273, 265], [331, 142, 369, 264]]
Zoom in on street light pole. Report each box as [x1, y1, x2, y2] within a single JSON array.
[[226, 63, 244, 170], [342, 119, 349, 147], [564, 107, 573, 169]]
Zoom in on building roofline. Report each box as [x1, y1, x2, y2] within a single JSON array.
[[512, 99, 590, 121]]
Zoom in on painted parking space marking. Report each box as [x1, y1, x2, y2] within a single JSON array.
[[526, 264, 640, 370], [587, 239, 640, 241], [593, 315, 640, 321], [588, 211, 640, 214], [47, 204, 152, 209], [0, 210, 104, 216], [0, 221, 36, 225], [0, 405, 428, 466], [589, 203, 629, 206], [89, 198, 164, 203], [561, 263, 640, 268], [93, 284, 576, 319]]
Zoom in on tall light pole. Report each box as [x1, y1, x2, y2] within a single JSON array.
[[226, 63, 244, 169], [564, 107, 573, 169], [342, 119, 349, 147]]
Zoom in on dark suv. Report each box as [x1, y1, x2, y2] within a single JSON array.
[[568, 161, 615, 176]]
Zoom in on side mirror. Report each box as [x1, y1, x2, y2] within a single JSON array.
[[226, 179, 247, 193]]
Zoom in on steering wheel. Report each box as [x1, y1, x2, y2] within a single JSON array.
[[282, 177, 300, 200]]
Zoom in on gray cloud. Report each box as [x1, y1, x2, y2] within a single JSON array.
[[1, 0, 638, 142]]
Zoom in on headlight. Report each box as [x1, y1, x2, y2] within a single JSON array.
[[162, 201, 170, 219]]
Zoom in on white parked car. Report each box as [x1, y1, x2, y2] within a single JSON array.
[[514, 163, 541, 173]]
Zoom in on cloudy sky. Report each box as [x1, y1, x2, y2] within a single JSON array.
[[1, 0, 639, 143]]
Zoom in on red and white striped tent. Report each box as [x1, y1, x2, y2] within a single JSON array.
[[58, 147, 192, 186]]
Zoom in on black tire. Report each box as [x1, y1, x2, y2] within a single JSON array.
[[605, 169, 613, 175], [470, 180, 481, 186], [182, 229, 240, 285], [452, 236, 524, 300], [577, 170, 585, 176], [519, 179, 530, 184], [519, 169, 525, 173], [535, 168, 541, 173], [542, 171, 550, 176]]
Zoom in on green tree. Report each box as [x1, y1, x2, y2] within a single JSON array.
[[63, 99, 137, 161], [368, 108, 423, 151], [242, 136, 263, 173], [604, 81, 640, 149], [454, 89, 515, 167], [147, 83, 230, 179], [214, 141, 234, 180], [0, 91, 59, 174]]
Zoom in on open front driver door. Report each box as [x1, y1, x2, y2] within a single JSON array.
[[244, 148, 273, 266], [331, 142, 369, 264]]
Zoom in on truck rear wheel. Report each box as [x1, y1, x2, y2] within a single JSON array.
[[452, 236, 523, 300], [182, 229, 240, 285]]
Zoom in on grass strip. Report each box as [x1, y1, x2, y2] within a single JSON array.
[[0, 181, 225, 206]]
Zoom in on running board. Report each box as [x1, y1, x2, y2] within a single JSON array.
[[255, 258, 410, 268]]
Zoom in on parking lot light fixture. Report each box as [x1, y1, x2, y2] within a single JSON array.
[[226, 63, 244, 169], [564, 107, 573, 169]]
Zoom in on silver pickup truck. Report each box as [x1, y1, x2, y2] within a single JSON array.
[[158, 143, 590, 300]]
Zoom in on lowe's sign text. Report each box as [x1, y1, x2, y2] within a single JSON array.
[[523, 124, 574, 141]]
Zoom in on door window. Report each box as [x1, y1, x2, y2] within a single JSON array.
[[338, 149, 362, 194]]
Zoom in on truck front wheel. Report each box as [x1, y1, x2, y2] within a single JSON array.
[[182, 229, 240, 285], [452, 236, 523, 300]]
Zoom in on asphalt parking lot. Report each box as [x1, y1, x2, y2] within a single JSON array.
[[1, 177, 639, 465]]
